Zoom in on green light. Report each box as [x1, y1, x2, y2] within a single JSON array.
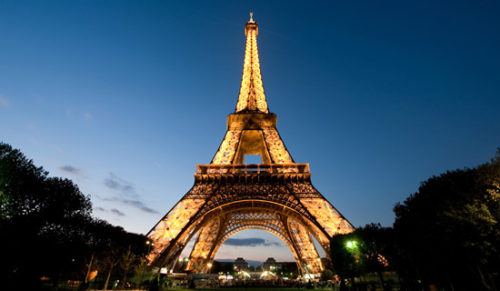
[[346, 240, 357, 249]]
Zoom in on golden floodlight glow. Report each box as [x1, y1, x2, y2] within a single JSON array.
[[235, 15, 268, 113], [146, 14, 355, 276]]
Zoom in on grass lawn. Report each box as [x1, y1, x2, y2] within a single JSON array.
[[165, 289, 331, 291], [87, 289, 327, 291]]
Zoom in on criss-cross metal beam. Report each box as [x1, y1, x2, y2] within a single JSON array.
[[146, 15, 355, 275]]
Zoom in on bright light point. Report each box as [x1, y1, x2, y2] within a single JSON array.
[[346, 240, 357, 249], [207, 263, 212, 268]]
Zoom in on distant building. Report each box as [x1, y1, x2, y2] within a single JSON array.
[[262, 257, 278, 271], [212, 261, 234, 274], [234, 257, 248, 271], [279, 262, 298, 277]]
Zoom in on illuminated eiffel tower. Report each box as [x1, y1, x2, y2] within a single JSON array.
[[147, 14, 354, 275]]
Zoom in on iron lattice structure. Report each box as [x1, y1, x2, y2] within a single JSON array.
[[147, 15, 354, 275]]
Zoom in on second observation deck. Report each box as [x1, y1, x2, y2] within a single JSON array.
[[196, 163, 310, 175]]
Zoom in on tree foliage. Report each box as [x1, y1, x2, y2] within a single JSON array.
[[329, 151, 500, 290], [0, 142, 93, 288], [0, 142, 149, 290], [320, 269, 334, 281], [86, 220, 149, 290], [330, 231, 362, 281], [330, 224, 392, 289], [393, 150, 500, 290]]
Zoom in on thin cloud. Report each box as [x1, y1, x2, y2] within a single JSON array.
[[224, 238, 282, 247], [60, 165, 84, 176], [110, 208, 125, 216], [102, 173, 159, 214], [94, 206, 126, 217], [101, 197, 159, 214], [0, 95, 10, 107], [104, 173, 137, 197], [94, 206, 107, 212], [114, 197, 159, 214]]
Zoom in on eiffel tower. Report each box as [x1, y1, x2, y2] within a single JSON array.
[[147, 14, 354, 275]]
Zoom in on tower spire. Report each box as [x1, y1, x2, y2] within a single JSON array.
[[146, 16, 355, 277], [235, 13, 269, 113]]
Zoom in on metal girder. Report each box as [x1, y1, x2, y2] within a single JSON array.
[[147, 177, 354, 274], [185, 209, 324, 274], [235, 16, 268, 113], [146, 15, 355, 275]]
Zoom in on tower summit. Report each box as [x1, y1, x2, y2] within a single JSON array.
[[147, 15, 354, 275], [236, 12, 268, 113], [211, 13, 292, 165]]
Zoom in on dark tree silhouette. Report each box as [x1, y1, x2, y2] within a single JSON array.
[[0, 142, 93, 289], [330, 223, 393, 290], [393, 150, 500, 290], [87, 220, 148, 290], [320, 269, 334, 281], [330, 148, 500, 291], [330, 231, 362, 289], [0, 142, 149, 290]]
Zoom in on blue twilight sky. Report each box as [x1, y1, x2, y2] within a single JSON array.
[[1, 1, 499, 262]]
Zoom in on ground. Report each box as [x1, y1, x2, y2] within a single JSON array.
[[164, 290, 297, 291]]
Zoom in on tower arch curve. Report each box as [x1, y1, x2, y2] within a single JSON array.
[[147, 15, 355, 276], [183, 202, 329, 273]]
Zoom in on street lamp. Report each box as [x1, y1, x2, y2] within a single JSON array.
[[139, 241, 154, 288], [345, 240, 357, 250]]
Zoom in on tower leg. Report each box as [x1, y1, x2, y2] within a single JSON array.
[[186, 216, 226, 273], [287, 218, 323, 274]]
